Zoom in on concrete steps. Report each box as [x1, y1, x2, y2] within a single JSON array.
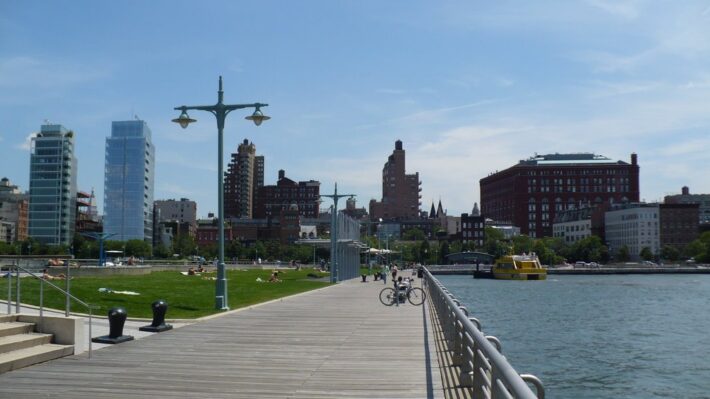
[[0, 344, 74, 373], [0, 316, 74, 373]]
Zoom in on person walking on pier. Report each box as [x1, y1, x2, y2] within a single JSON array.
[[382, 264, 389, 284]]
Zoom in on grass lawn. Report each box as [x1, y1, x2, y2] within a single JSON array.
[[0, 268, 331, 319]]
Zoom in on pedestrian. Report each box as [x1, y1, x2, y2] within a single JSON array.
[[391, 264, 399, 281], [382, 264, 390, 284]]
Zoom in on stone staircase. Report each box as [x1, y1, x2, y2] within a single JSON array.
[[0, 315, 74, 373]]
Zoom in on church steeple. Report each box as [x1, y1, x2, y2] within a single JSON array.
[[472, 202, 480, 217], [429, 201, 436, 218], [436, 200, 444, 218]]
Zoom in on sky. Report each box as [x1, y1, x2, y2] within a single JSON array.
[[1, 0, 709, 218]]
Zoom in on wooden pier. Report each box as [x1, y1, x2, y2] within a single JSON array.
[[0, 278, 448, 398]]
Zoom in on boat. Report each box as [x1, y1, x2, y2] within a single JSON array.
[[491, 254, 547, 280]]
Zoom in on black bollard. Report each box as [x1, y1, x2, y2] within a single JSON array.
[[92, 307, 135, 344], [361, 274, 367, 282], [139, 300, 173, 332]]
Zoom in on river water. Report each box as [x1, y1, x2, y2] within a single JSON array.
[[437, 274, 710, 399]]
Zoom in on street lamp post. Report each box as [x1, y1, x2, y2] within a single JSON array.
[[173, 76, 269, 310]]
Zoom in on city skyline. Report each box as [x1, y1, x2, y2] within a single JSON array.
[[2, 1, 710, 217]]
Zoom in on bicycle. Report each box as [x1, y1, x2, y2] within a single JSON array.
[[379, 277, 426, 306]]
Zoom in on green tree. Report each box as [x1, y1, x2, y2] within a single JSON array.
[[660, 245, 680, 262], [124, 239, 152, 258], [419, 240, 430, 264], [153, 243, 171, 259], [512, 235, 534, 254], [616, 245, 630, 262], [639, 247, 654, 261], [402, 228, 425, 241], [439, 241, 450, 264]]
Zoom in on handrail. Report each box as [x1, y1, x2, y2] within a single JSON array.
[[7, 261, 96, 359], [423, 267, 544, 399]]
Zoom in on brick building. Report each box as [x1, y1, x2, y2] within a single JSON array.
[[369, 140, 422, 221], [480, 153, 640, 238], [253, 170, 320, 219], [664, 186, 710, 228], [659, 203, 700, 251]]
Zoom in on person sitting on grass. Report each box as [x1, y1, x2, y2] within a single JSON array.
[[268, 271, 281, 283], [42, 268, 66, 280], [187, 267, 196, 276], [196, 265, 205, 273]]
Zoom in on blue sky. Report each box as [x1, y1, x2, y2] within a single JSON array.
[[1, 1, 709, 218]]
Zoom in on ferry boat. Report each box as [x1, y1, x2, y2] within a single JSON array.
[[491, 254, 547, 280]]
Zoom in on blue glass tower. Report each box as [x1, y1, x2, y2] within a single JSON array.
[[104, 120, 155, 242]]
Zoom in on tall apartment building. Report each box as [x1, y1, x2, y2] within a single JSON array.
[[154, 198, 197, 226], [369, 140, 422, 221], [480, 153, 640, 238], [103, 120, 155, 242], [664, 186, 710, 227], [224, 139, 264, 219], [253, 170, 320, 219], [28, 124, 77, 246], [0, 177, 28, 243]]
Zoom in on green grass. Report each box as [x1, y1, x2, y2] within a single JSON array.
[[0, 268, 331, 319]]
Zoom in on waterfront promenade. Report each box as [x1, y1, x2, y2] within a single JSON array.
[[0, 277, 445, 398]]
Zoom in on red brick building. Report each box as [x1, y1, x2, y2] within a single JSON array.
[[480, 153, 640, 238], [659, 203, 700, 251], [253, 170, 320, 219], [369, 140, 422, 221]]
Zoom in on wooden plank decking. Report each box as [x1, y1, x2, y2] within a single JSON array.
[[0, 278, 444, 398]]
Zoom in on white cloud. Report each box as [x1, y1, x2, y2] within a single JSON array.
[[15, 132, 37, 151], [585, 0, 642, 19], [0, 56, 109, 89]]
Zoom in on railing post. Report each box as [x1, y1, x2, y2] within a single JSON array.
[[65, 260, 71, 316], [15, 262, 20, 313], [39, 278, 44, 333], [6, 263, 11, 314], [452, 320, 462, 366]]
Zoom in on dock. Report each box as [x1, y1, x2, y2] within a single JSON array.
[[0, 278, 449, 398]]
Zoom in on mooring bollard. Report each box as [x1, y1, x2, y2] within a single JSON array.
[[92, 307, 135, 344], [139, 300, 173, 332]]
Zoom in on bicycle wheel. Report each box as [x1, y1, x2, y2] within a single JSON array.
[[379, 287, 396, 306], [407, 287, 426, 306]]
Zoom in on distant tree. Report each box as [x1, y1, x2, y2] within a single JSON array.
[[153, 243, 171, 259], [124, 239, 152, 258], [683, 239, 706, 259], [660, 245, 680, 262], [419, 240, 430, 264], [439, 241, 450, 264], [639, 247, 654, 261], [616, 245, 630, 262], [402, 228, 425, 241], [512, 235, 534, 254]]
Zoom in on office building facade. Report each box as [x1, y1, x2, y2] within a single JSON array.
[[103, 120, 155, 242], [480, 153, 640, 238], [28, 124, 77, 246], [664, 186, 710, 227]]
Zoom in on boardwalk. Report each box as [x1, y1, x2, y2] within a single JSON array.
[[0, 278, 444, 398]]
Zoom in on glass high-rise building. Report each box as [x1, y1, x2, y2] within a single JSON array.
[[28, 124, 78, 246], [104, 120, 155, 242]]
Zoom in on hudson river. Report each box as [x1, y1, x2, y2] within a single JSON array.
[[438, 274, 710, 399]]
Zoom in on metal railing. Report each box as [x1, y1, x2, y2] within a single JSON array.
[[423, 267, 544, 399], [5, 261, 96, 359]]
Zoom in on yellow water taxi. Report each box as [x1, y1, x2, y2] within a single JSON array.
[[492, 254, 547, 280]]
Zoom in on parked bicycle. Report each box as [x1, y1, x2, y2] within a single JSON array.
[[379, 277, 426, 306]]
